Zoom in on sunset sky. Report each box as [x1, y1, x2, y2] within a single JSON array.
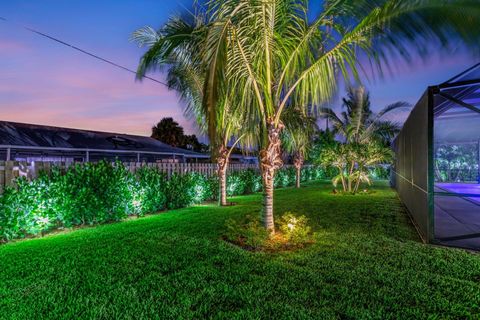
[[0, 0, 477, 137]]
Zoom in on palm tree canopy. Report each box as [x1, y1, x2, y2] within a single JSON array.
[[204, 0, 480, 141], [131, 12, 251, 158], [319, 86, 410, 144], [281, 108, 318, 159]]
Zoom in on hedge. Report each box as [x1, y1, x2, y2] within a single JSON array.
[[0, 161, 326, 242]]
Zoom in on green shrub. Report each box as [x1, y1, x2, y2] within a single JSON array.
[[134, 167, 167, 215], [278, 212, 313, 247], [240, 169, 262, 194], [51, 162, 133, 226], [369, 165, 390, 180], [227, 172, 246, 196], [224, 215, 269, 249], [205, 176, 219, 201], [0, 163, 324, 243], [165, 173, 194, 209], [0, 175, 56, 241], [275, 167, 296, 188]]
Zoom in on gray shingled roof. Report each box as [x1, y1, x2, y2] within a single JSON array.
[[0, 121, 208, 158]]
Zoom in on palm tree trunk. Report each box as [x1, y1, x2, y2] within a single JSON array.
[[261, 168, 275, 231], [218, 165, 228, 205], [354, 174, 362, 194], [217, 145, 229, 206], [337, 166, 347, 192], [259, 118, 285, 234], [293, 152, 304, 188], [348, 161, 355, 192]]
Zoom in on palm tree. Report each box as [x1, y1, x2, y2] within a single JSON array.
[[281, 109, 318, 188], [132, 14, 250, 206], [204, 0, 480, 233], [320, 86, 410, 145], [321, 141, 393, 193]]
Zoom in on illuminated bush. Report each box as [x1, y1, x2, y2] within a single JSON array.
[[134, 167, 167, 215], [369, 166, 390, 180], [0, 163, 324, 242], [274, 167, 297, 188], [278, 212, 312, 246], [165, 173, 204, 209], [50, 162, 133, 226], [227, 173, 246, 196], [0, 175, 56, 240]]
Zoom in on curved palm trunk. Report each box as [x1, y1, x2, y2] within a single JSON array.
[[259, 119, 284, 234], [293, 152, 304, 188], [217, 145, 229, 206]]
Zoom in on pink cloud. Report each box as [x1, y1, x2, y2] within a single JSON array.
[[0, 40, 28, 54], [0, 56, 199, 136]]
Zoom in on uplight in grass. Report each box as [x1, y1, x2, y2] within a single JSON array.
[[287, 217, 297, 231], [279, 212, 312, 246]]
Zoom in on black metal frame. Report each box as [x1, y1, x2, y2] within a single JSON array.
[[393, 63, 480, 250]]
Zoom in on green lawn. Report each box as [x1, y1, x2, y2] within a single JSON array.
[[1, 181, 479, 319]]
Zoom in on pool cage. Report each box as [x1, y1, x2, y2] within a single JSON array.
[[392, 63, 480, 250]]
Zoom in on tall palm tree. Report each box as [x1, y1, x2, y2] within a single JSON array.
[[204, 0, 480, 233], [282, 109, 318, 188], [132, 14, 250, 206], [320, 86, 410, 144]]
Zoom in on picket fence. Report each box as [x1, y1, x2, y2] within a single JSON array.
[[0, 161, 265, 194]]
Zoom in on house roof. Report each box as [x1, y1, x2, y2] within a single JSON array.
[[433, 63, 480, 144], [0, 120, 209, 158]]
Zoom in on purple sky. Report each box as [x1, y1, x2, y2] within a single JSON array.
[[0, 1, 477, 137]]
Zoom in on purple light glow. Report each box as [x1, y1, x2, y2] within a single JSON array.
[[436, 183, 480, 205]]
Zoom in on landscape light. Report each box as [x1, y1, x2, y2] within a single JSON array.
[[287, 217, 297, 231]]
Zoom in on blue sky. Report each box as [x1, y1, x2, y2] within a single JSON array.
[[0, 0, 477, 136]]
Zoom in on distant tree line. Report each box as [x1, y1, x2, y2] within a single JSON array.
[[151, 117, 209, 153]]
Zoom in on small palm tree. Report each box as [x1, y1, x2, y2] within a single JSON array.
[[320, 86, 410, 145], [321, 141, 393, 193], [282, 109, 318, 188], [205, 0, 480, 233], [132, 14, 250, 206]]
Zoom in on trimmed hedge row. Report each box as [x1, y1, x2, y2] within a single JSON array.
[[0, 161, 326, 242]]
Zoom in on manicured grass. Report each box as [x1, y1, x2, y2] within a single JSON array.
[[1, 181, 479, 319]]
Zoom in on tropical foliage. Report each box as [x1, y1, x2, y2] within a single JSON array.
[[282, 109, 318, 188], [132, 0, 480, 232], [318, 141, 394, 193], [315, 86, 406, 191], [132, 14, 249, 206], [434, 144, 480, 182], [320, 86, 410, 145], [198, 0, 480, 233]]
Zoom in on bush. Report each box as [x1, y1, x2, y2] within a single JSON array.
[[204, 176, 219, 201], [51, 162, 134, 226], [134, 167, 167, 215], [369, 165, 390, 180], [165, 173, 208, 209], [0, 175, 55, 241], [224, 215, 270, 249], [0, 163, 324, 242], [227, 172, 246, 196], [240, 169, 262, 194], [274, 167, 296, 188], [278, 212, 313, 247]]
